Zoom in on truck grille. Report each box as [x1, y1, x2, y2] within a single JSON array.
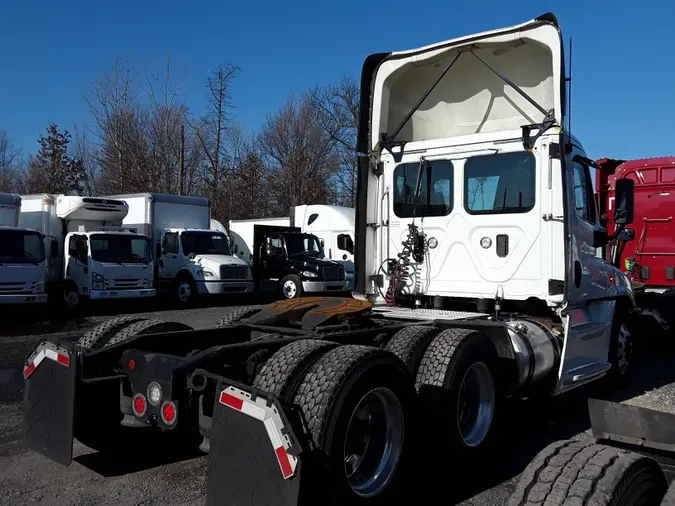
[[322, 265, 344, 281], [220, 265, 249, 280], [0, 282, 28, 294], [106, 278, 144, 290]]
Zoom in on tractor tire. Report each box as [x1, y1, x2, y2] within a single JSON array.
[[507, 440, 667, 506], [415, 328, 500, 454], [384, 325, 438, 376], [104, 319, 193, 348], [253, 339, 338, 400], [215, 305, 265, 328], [76, 315, 150, 350], [280, 274, 303, 299], [607, 302, 634, 382], [291, 344, 415, 504]]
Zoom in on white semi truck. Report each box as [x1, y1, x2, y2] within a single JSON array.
[[229, 204, 356, 290], [19, 194, 155, 310], [0, 193, 48, 305], [111, 193, 254, 305], [22, 13, 644, 506]]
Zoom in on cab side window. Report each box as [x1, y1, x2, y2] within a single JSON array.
[[573, 162, 597, 224], [164, 233, 179, 254]]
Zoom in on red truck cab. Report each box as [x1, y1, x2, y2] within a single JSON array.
[[596, 156, 675, 291]]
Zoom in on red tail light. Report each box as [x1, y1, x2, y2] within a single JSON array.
[[161, 401, 177, 425], [133, 393, 147, 417]]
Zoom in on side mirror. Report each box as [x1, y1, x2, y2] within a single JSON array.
[[617, 228, 635, 242], [593, 229, 609, 248], [319, 239, 325, 248], [614, 179, 634, 225], [51, 238, 58, 258]]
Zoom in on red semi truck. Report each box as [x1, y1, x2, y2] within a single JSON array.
[[596, 156, 675, 332]]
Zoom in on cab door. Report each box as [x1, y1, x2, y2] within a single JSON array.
[[557, 147, 615, 393], [65, 234, 89, 293], [158, 231, 182, 282]]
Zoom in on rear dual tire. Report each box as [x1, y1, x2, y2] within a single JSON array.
[[253, 340, 415, 504]]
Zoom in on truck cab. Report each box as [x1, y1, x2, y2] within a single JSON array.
[[64, 227, 155, 308], [158, 227, 253, 300], [0, 193, 48, 305], [354, 13, 634, 394]]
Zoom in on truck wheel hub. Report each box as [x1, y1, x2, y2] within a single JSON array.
[[178, 282, 191, 301], [457, 361, 495, 448], [283, 280, 297, 298], [343, 387, 403, 498]]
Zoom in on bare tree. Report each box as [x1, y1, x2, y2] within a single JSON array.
[[0, 130, 24, 192], [144, 58, 193, 193], [193, 64, 240, 219], [86, 59, 149, 194], [308, 76, 360, 206], [258, 93, 339, 215], [71, 123, 97, 195]]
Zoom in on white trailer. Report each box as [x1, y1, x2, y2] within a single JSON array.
[[111, 193, 254, 305], [19, 194, 155, 309], [0, 193, 48, 305], [230, 205, 356, 290]]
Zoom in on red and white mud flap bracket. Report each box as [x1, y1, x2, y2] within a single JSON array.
[[23, 340, 78, 467], [206, 380, 316, 506]]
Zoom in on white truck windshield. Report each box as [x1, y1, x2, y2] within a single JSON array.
[[0, 230, 45, 264], [181, 231, 231, 256], [89, 234, 153, 264]]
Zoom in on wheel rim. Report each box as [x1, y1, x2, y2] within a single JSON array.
[[177, 281, 191, 302], [283, 280, 297, 298], [343, 387, 404, 498], [64, 290, 79, 309], [456, 361, 495, 448], [617, 324, 632, 374]]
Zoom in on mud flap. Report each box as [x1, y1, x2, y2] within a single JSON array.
[[23, 341, 77, 466], [589, 398, 675, 452], [206, 381, 320, 506]]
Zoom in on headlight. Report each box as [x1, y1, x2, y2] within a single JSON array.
[[344, 269, 348, 280], [301, 271, 318, 278], [35, 276, 45, 293], [204, 270, 215, 278], [195, 270, 204, 277], [92, 272, 104, 289]]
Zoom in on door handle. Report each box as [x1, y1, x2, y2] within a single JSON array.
[[159, 259, 164, 268]]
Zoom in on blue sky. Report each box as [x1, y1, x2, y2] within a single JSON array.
[[2, 1, 673, 161]]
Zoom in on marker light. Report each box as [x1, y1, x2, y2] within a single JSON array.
[[147, 382, 162, 406], [480, 237, 492, 249]]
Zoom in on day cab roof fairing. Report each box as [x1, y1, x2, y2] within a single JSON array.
[[366, 13, 566, 155]]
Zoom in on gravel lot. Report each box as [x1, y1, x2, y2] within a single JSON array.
[[1, 304, 674, 506]]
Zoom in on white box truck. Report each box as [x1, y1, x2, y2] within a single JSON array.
[[0, 193, 48, 305], [20, 194, 156, 310], [111, 193, 254, 305], [229, 205, 356, 290]]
